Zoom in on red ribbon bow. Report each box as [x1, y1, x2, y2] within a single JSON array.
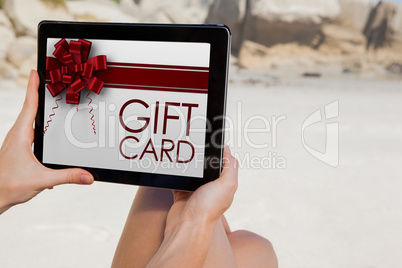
[[46, 38, 107, 104]]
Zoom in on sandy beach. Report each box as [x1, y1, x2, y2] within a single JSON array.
[[1, 67, 401, 267]]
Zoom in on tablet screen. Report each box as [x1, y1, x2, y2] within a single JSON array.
[[42, 38, 210, 178]]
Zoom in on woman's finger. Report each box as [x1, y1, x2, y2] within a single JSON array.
[[39, 168, 94, 189], [218, 146, 239, 193], [15, 70, 40, 131]]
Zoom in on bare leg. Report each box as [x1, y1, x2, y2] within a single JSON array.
[[221, 215, 231, 234], [202, 217, 237, 268], [112, 187, 237, 268], [112, 187, 173, 268], [112, 186, 277, 268], [228, 230, 278, 268]]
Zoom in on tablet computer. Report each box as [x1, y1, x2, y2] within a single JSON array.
[[34, 21, 231, 191]]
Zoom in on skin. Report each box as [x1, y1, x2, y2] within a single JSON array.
[[147, 147, 239, 268], [0, 70, 94, 215], [113, 148, 278, 268], [0, 70, 278, 267]]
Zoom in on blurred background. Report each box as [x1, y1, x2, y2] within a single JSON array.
[[0, 0, 401, 267]]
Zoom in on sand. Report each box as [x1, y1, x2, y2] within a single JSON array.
[[0, 69, 401, 267]]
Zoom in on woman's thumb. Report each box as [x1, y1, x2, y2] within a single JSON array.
[[42, 168, 94, 188]]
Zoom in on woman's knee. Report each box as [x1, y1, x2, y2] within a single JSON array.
[[228, 230, 278, 268]]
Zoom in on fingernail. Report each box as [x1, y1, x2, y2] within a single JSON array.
[[80, 174, 93, 184], [29, 69, 34, 78]]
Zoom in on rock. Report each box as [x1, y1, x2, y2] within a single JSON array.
[[388, 3, 402, 51], [237, 40, 271, 70], [319, 24, 366, 55], [392, 3, 402, 34], [0, 10, 12, 28], [119, 0, 140, 18], [335, 1, 402, 53], [366, 46, 402, 67], [0, 60, 17, 80], [247, 0, 341, 24], [336, 0, 377, 31], [6, 36, 36, 68], [238, 40, 322, 70], [68, 0, 115, 4], [0, 25, 15, 61], [386, 62, 402, 75], [341, 57, 370, 73], [363, 1, 398, 50], [3, 0, 73, 36], [335, 1, 402, 64], [206, 0, 341, 52], [230, 54, 238, 65], [137, 0, 173, 24], [17, 55, 36, 87], [266, 42, 324, 68], [66, 1, 137, 22], [302, 72, 321, 77], [164, 5, 208, 24], [138, 0, 208, 24], [243, 0, 341, 48], [205, 0, 246, 51], [140, 12, 173, 24]]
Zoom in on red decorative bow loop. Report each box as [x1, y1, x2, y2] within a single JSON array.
[[88, 77, 104, 95], [46, 38, 107, 104], [87, 55, 107, 71]]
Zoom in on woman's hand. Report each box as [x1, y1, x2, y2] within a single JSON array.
[[147, 147, 238, 268], [165, 147, 238, 233], [0, 70, 94, 214]]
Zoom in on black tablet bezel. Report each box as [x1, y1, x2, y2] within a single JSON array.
[[34, 21, 230, 191]]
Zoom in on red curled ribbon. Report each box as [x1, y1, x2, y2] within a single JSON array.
[[46, 38, 107, 104]]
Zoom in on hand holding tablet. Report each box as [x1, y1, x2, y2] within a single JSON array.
[[34, 21, 231, 191], [0, 70, 94, 215]]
